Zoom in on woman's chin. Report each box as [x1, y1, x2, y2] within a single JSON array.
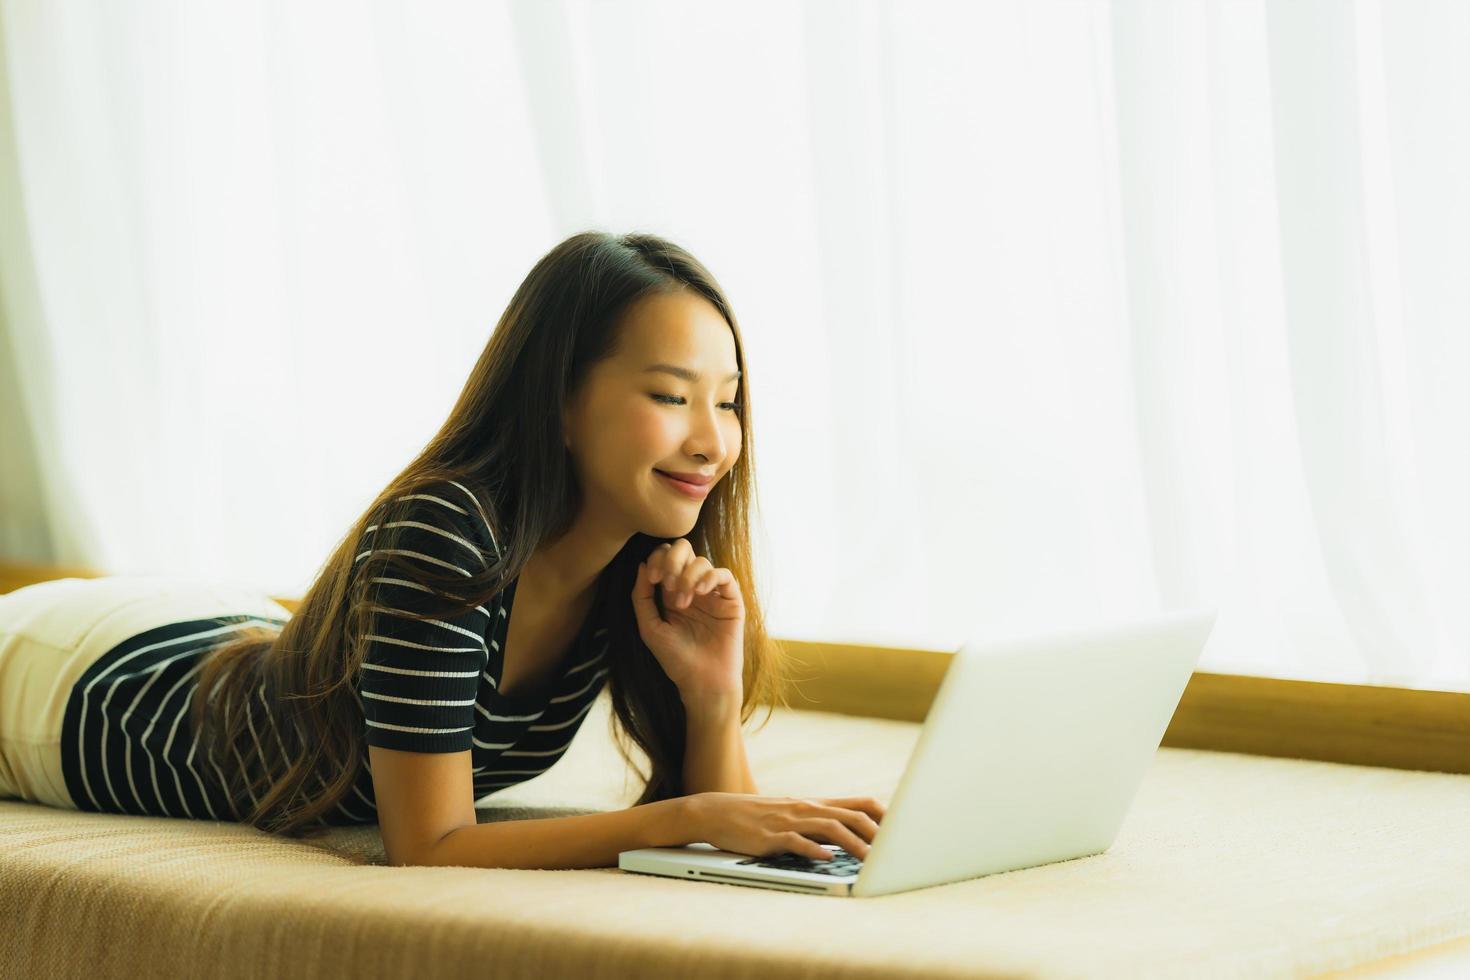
[[642, 507, 699, 538]]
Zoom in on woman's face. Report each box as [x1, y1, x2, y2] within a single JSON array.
[[563, 288, 743, 539]]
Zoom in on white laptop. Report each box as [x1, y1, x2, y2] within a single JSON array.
[[618, 606, 1218, 898]]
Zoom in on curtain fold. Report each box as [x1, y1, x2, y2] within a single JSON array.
[[0, 0, 1464, 691]]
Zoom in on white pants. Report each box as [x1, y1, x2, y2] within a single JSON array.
[[0, 574, 290, 807]]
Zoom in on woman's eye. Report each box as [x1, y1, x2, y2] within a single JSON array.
[[651, 393, 742, 413]]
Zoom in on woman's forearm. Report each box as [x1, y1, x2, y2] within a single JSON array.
[[412, 796, 691, 870], [682, 692, 759, 795]]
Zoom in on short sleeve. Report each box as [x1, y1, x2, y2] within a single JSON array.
[[353, 485, 494, 753]]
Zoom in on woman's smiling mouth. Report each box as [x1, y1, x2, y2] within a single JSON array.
[[655, 470, 713, 498]]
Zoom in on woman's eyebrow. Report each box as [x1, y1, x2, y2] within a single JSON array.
[[641, 363, 741, 383]]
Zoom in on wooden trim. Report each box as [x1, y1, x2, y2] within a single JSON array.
[[4, 562, 1465, 774], [777, 639, 1470, 775], [0, 560, 112, 594], [0, 561, 305, 611]]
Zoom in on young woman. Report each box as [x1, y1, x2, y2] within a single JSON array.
[[0, 230, 885, 868]]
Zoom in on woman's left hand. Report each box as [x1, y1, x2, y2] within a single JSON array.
[[631, 539, 745, 701]]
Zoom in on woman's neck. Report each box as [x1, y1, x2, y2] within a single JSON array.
[[523, 505, 634, 600]]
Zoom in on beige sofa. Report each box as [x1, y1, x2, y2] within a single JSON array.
[[5, 687, 1470, 979]]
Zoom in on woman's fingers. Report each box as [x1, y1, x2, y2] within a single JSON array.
[[665, 558, 713, 607], [646, 542, 677, 584], [646, 543, 739, 609], [820, 805, 880, 844], [815, 796, 887, 825], [781, 832, 835, 861], [794, 817, 872, 858]]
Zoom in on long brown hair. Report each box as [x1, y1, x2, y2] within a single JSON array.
[[190, 230, 792, 837]]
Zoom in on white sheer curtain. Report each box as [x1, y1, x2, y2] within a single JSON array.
[[1, 0, 1465, 691]]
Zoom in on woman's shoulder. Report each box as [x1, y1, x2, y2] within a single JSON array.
[[385, 478, 505, 567]]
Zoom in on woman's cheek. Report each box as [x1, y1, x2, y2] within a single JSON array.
[[629, 405, 675, 448]]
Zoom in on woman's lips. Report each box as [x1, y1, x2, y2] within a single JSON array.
[[655, 469, 712, 498]]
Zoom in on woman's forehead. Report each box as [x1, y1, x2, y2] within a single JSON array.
[[609, 302, 738, 380]]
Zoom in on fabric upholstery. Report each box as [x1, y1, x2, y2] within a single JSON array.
[[3, 692, 1469, 979]]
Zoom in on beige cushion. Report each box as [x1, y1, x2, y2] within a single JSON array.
[[3, 692, 1469, 978]]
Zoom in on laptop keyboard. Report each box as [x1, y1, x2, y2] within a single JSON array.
[[735, 848, 863, 877]]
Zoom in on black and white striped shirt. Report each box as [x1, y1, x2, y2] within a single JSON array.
[[59, 479, 611, 824]]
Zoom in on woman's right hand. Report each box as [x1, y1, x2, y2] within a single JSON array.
[[681, 792, 887, 861]]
